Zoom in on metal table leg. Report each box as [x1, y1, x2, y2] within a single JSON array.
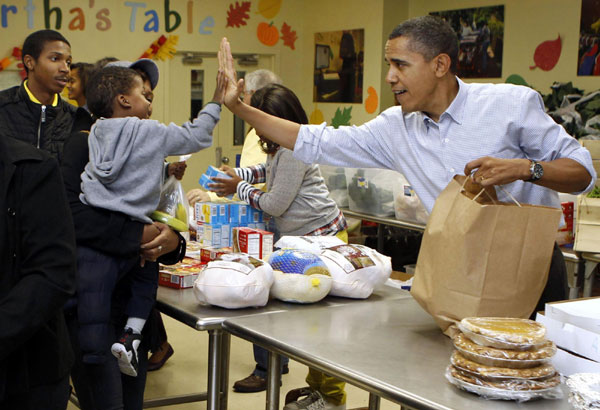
[[377, 224, 384, 253], [584, 260, 598, 298], [220, 332, 231, 410], [368, 392, 381, 410], [207, 329, 223, 410], [266, 351, 282, 410], [569, 255, 586, 299]]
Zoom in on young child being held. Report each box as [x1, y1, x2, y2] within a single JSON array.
[[77, 65, 226, 376]]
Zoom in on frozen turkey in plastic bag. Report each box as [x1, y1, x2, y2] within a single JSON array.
[[193, 253, 274, 309], [318, 244, 391, 298], [274, 235, 345, 253], [269, 249, 333, 303]]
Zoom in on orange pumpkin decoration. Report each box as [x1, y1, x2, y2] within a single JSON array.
[[257, 22, 279, 46], [365, 86, 378, 114]]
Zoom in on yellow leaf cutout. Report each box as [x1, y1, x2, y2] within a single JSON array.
[[257, 0, 282, 19], [310, 105, 324, 124]]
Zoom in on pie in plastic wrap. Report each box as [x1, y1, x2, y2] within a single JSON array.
[[458, 317, 546, 349]]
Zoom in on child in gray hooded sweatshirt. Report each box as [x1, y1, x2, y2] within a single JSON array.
[[78, 65, 226, 377]]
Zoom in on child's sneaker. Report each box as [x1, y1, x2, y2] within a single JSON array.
[[283, 390, 345, 410], [111, 328, 142, 377]]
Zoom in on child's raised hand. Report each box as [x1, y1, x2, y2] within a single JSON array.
[[212, 69, 228, 104], [218, 37, 245, 109], [208, 172, 242, 197]]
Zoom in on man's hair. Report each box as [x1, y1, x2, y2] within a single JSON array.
[[86, 66, 140, 119], [250, 84, 307, 154], [244, 69, 282, 93], [70, 62, 95, 93], [22, 29, 70, 73], [389, 16, 458, 73]]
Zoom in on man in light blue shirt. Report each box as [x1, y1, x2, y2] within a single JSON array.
[[218, 16, 594, 407]]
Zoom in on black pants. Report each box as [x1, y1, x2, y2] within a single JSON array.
[[531, 243, 568, 318], [0, 375, 70, 410]]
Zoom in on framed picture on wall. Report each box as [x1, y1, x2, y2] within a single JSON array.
[[430, 5, 504, 78], [577, 0, 600, 76], [313, 29, 364, 103]]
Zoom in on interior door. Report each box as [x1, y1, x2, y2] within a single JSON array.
[[167, 54, 274, 193]]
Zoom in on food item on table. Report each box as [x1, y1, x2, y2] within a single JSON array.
[[268, 249, 332, 303], [458, 317, 546, 349], [193, 253, 274, 309], [446, 365, 561, 394], [566, 373, 600, 410], [450, 351, 556, 380], [453, 332, 556, 368]]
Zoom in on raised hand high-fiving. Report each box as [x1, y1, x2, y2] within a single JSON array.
[[218, 38, 245, 110]]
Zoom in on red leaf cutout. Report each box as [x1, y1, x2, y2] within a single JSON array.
[[530, 35, 561, 71], [281, 22, 297, 50], [226, 1, 251, 28]]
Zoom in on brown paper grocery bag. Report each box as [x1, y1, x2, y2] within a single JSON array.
[[411, 175, 562, 335]]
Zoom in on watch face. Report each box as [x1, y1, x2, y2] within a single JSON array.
[[532, 162, 543, 180]]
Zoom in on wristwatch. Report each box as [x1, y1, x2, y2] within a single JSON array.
[[528, 160, 544, 181]]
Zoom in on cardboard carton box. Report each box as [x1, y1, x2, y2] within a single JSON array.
[[232, 227, 273, 259], [158, 258, 205, 289], [536, 300, 600, 362], [582, 139, 600, 159], [200, 246, 233, 263]]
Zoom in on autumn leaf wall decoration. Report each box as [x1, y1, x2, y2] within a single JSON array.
[[281, 22, 297, 50], [226, 1, 251, 28], [331, 107, 352, 128], [530, 35, 562, 71]]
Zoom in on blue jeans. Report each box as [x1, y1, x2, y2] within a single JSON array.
[[252, 344, 289, 379]]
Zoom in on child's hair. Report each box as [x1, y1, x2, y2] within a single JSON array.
[[94, 56, 119, 69], [22, 30, 71, 73], [86, 66, 140, 119], [250, 84, 308, 154], [70, 62, 95, 92]]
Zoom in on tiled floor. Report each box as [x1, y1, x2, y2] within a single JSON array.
[[68, 313, 400, 410]]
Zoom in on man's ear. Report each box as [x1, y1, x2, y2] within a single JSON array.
[[117, 94, 131, 109], [23, 54, 35, 72], [433, 53, 452, 78]]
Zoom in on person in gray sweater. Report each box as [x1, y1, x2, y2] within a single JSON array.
[[208, 84, 348, 410], [78, 66, 225, 377]]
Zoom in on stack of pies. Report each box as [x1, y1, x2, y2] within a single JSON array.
[[445, 317, 562, 401]]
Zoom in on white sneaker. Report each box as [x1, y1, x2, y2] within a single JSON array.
[[111, 328, 142, 377], [283, 390, 346, 410]]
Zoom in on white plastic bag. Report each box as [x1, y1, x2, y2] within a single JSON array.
[[319, 165, 349, 208], [392, 175, 429, 224], [319, 244, 391, 298], [274, 235, 345, 253], [151, 175, 190, 232], [193, 253, 274, 309], [269, 249, 332, 303]]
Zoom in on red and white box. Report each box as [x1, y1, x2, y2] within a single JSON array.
[[232, 227, 273, 260], [159, 257, 205, 289], [200, 246, 233, 264]]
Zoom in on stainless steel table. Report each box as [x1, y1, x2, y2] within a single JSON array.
[[223, 297, 571, 410], [153, 284, 412, 410]]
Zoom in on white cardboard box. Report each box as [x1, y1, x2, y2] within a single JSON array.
[[545, 298, 600, 334], [551, 347, 600, 376], [536, 311, 600, 362]]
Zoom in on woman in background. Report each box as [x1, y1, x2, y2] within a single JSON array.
[[209, 84, 348, 410]]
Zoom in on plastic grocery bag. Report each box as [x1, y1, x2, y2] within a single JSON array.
[[411, 175, 561, 335], [151, 175, 190, 232], [193, 253, 274, 308]]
